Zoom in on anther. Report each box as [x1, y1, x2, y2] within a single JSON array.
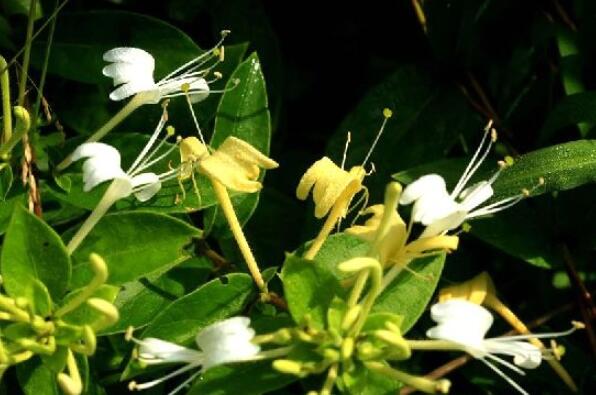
[[383, 108, 393, 118], [213, 71, 223, 79], [166, 125, 175, 136], [490, 128, 498, 142]]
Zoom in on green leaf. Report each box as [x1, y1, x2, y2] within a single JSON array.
[[188, 361, 295, 395], [492, 140, 596, 200], [281, 253, 345, 330], [1, 0, 43, 20], [69, 211, 201, 287], [205, 52, 272, 238], [541, 94, 596, 142], [340, 362, 402, 395], [100, 264, 197, 335], [16, 358, 60, 395], [372, 254, 445, 333], [469, 203, 557, 269], [1, 206, 70, 311], [31, 11, 201, 84], [0, 193, 27, 235], [140, 273, 255, 346], [0, 163, 12, 200], [393, 140, 596, 201]]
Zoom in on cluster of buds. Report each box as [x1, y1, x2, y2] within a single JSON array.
[[0, 254, 118, 395]]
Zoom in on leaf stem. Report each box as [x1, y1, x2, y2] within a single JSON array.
[[57, 93, 147, 171]]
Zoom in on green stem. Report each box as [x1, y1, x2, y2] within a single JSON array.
[[0, 106, 30, 158], [17, 0, 38, 107], [56, 93, 148, 171], [0, 56, 11, 144], [66, 178, 131, 254], [406, 339, 463, 351], [365, 361, 450, 394], [31, 0, 58, 132]]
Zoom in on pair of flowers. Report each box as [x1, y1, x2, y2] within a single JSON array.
[[131, 301, 575, 395]]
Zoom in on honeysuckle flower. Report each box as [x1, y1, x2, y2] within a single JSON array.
[[103, 47, 211, 103], [66, 110, 180, 253], [102, 31, 230, 103], [297, 156, 367, 219], [196, 136, 279, 193], [426, 299, 582, 395], [129, 317, 261, 395], [437, 272, 579, 391], [400, 123, 539, 238], [55, 32, 230, 172], [71, 113, 178, 203], [297, 109, 392, 260]]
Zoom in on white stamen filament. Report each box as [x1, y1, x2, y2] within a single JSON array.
[[451, 124, 496, 198], [127, 112, 168, 174], [159, 31, 228, 83], [480, 359, 530, 395], [130, 362, 202, 392]]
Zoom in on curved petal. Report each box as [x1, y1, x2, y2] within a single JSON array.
[[158, 76, 210, 103], [103, 47, 155, 71], [137, 337, 203, 365], [400, 174, 447, 205], [195, 317, 260, 370], [483, 340, 542, 369], [131, 172, 161, 202], [72, 143, 127, 191], [420, 209, 467, 237], [109, 79, 157, 101], [102, 63, 155, 87], [72, 142, 121, 163], [459, 181, 494, 212], [426, 300, 494, 350]]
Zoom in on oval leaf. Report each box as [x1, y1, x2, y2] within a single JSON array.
[[69, 211, 201, 287], [1, 206, 71, 307], [372, 253, 445, 333]]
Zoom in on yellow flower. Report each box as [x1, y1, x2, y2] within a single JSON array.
[[296, 157, 366, 219], [180, 136, 278, 193], [346, 203, 458, 269], [198, 136, 278, 193], [346, 204, 406, 265]]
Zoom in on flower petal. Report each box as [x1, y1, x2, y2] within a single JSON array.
[[103, 47, 155, 70], [400, 174, 447, 205], [72, 143, 127, 191], [137, 337, 203, 365], [459, 181, 494, 211], [195, 316, 260, 370], [426, 300, 494, 352], [131, 172, 161, 202]]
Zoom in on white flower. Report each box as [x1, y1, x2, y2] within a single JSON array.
[[129, 317, 260, 395], [72, 112, 178, 203], [102, 31, 229, 103], [400, 125, 532, 237], [427, 299, 578, 395]]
